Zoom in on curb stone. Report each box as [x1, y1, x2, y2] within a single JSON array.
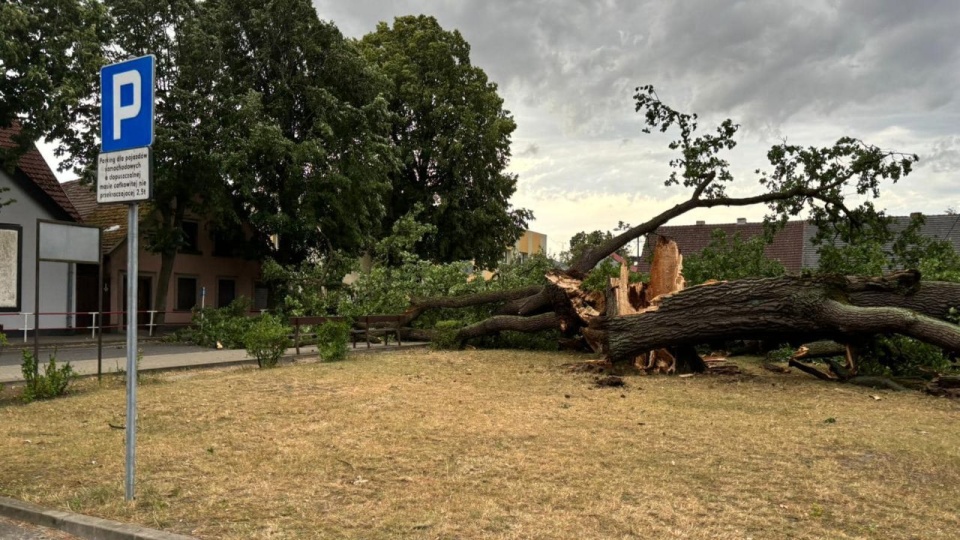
[[0, 497, 197, 540]]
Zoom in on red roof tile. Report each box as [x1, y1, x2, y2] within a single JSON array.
[[58, 181, 136, 254], [638, 220, 807, 273], [61, 179, 99, 220], [0, 124, 81, 222]]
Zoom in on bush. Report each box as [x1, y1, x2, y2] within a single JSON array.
[[432, 320, 464, 350], [114, 348, 143, 383], [476, 329, 561, 351], [858, 335, 956, 377], [21, 350, 75, 402], [316, 321, 350, 362], [244, 314, 291, 368], [766, 345, 795, 364], [189, 297, 255, 349]]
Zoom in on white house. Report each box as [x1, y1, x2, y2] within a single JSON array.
[[0, 125, 83, 335]]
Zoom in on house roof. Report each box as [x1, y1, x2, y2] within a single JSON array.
[[60, 181, 137, 254], [61, 179, 99, 221], [638, 220, 807, 273], [0, 124, 82, 222], [802, 214, 960, 269]]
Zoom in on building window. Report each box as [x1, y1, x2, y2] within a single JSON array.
[[212, 228, 242, 257], [180, 221, 200, 253], [253, 282, 270, 311], [175, 276, 198, 311], [217, 278, 237, 308]]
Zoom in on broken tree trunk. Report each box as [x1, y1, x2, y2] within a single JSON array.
[[597, 271, 960, 368], [553, 237, 707, 373]]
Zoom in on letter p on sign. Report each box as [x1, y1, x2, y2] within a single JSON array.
[[101, 55, 155, 152]]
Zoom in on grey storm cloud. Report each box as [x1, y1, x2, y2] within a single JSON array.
[[313, 0, 960, 138], [308, 0, 960, 248]]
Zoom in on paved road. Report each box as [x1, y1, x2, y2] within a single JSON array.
[[0, 341, 211, 368], [0, 339, 427, 383], [0, 516, 80, 540]]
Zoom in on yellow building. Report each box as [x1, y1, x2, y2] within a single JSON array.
[[505, 230, 548, 263], [476, 229, 548, 280]]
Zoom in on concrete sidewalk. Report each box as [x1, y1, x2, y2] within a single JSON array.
[[0, 340, 429, 384]]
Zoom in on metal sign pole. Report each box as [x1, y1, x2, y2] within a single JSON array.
[[100, 54, 154, 503], [125, 202, 139, 500]]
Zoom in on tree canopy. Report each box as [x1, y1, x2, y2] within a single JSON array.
[[0, 0, 108, 169], [209, 0, 397, 265], [360, 15, 532, 269]]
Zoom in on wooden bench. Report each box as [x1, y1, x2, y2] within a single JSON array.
[[355, 315, 403, 349], [290, 314, 405, 354]]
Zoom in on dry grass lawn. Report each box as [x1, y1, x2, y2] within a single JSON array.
[[1, 349, 959, 539]]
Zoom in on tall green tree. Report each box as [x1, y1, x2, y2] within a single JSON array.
[[360, 15, 532, 269], [103, 0, 234, 322], [0, 0, 108, 168], [208, 0, 396, 266], [1, 0, 227, 320]]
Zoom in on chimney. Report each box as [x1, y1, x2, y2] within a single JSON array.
[[696, 220, 705, 226], [736, 218, 747, 225], [910, 212, 923, 219]]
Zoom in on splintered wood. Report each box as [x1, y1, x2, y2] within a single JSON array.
[[550, 236, 709, 373], [638, 237, 685, 373], [645, 236, 685, 304]]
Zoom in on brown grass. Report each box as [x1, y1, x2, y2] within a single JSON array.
[[2, 350, 959, 539]]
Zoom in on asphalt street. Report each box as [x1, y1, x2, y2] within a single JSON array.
[[0, 341, 210, 368]]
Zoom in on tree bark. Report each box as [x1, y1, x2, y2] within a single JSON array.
[[151, 203, 186, 327], [598, 272, 960, 365], [455, 312, 560, 343]]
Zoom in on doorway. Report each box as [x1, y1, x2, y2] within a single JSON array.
[[121, 274, 152, 327]]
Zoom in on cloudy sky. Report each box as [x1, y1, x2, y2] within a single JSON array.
[[310, 0, 960, 256], [42, 1, 960, 257]]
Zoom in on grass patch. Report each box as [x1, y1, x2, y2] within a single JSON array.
[[1, 351, 959, 539]]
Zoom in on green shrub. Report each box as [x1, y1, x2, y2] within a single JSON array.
[[858, 335, 955, 377], [244, 314, 291, 368], [477, 329, 561, 351], [189, 297, 255, 349], [0, 332, 8, 355], [114, 348, 144, 383], [21, 350, 75, 402], [432, 320, 464, 350], [766, 345, 795, 364], [316, 321, 350, 362]]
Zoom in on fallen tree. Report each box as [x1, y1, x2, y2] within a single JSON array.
[[398, 86, 960, 377], [596, 270, 960, 363]]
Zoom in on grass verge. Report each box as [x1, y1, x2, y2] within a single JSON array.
[[1, 350, 959, 539]]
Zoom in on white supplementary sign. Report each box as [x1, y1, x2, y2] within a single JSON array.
[[97, 147, 152, 203]]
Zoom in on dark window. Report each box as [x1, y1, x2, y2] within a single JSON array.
[[180, 221, 200, 253], [175, 277, 198, 311], [217, 278, 236, 308], [253, 282, 269, 311], [212, 231, 235, 257]]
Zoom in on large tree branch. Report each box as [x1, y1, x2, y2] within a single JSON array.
[[455, 313, 560, 343], [403, 285, 544, 325], [573, 184, 860, 274]]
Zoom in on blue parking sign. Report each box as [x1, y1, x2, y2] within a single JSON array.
[[101, 55, 155, 152]]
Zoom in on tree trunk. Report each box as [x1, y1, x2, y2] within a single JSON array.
[[151, 204, 185, 327], [598, 271, 960, 366], [153, 250, 176, 326]]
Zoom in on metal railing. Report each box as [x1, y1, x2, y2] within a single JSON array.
[[0, 309, 275, 343]]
